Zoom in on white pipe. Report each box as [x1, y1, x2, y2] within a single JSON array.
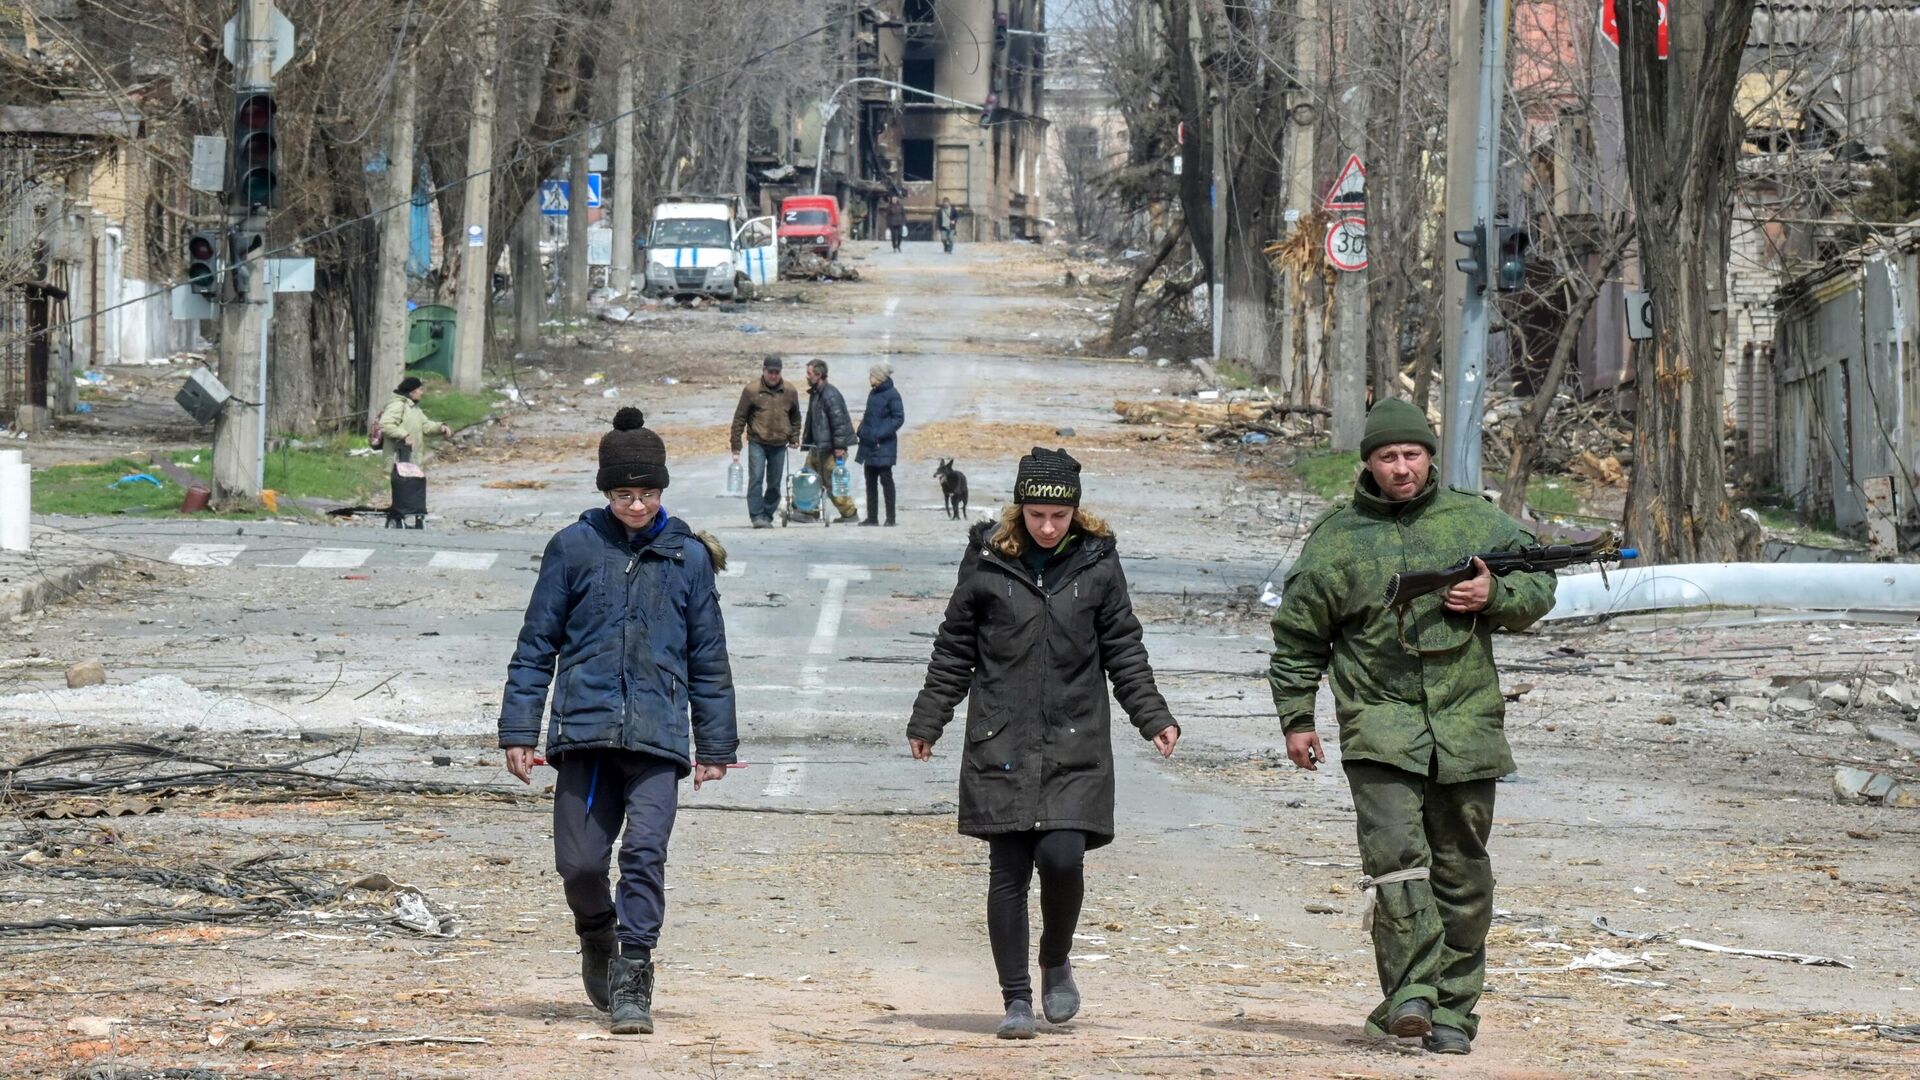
[[1546, 563, 1920, 621], [0, 458, 29, 553]]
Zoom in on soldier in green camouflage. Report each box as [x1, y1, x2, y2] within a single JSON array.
[[1267, 399, 1556, 1055]]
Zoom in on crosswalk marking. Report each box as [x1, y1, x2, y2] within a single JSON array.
[[763, 762, 806, 798], [296, 547, 374, 569], [168, 543, 247, 567], [429, 550, 498, 571]]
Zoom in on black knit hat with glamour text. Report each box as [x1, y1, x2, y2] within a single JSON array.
[[1013, 447, 1081, 506], [597, 407, 670, 491]]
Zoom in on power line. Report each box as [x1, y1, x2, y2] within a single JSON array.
[[15, 14, 851, 349]]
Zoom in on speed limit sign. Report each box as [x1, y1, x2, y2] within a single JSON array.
[[1326, 216, 1368, 272]]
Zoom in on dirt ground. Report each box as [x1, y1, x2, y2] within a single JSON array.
[[4, 241, 1919, 1080]]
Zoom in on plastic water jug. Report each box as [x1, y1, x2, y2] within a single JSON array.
[[831, 460, 852, 499], [791, 468, 824, 513], [726, 458, 745, 496]]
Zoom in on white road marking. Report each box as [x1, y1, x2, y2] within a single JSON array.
[[719, 560, 744, 578], [883, 295, 899, 351], [762, 761, 806, 798], [884, 296, 900, 317], [296, 547, 374, 570], [428, 550, 499, 571], [168, 543, 247, 567], [807, 564, 873, 656], [354, 716, 432, 735]]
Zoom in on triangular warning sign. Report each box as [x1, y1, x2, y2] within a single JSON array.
[[1323, 153, 1366, 210]]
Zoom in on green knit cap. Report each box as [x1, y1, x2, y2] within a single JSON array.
[[1360, 399, 1438, 458]]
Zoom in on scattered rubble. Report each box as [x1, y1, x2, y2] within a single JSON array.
[[64, 658, 106, 688], [1114, 396, 1330, 446], [781, 252, 860, 281]]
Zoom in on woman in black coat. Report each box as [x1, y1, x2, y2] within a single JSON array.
[[855, 362, 903, 525], [908, 447, 1179, 1039]]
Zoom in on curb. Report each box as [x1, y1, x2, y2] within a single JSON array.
[[1, 552, 119, 618]]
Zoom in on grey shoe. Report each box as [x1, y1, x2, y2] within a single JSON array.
[[996, 998, 1036, 1040], [1040, 961, 1079, 1024], [579, 926, 617, 1011], [1387, 997, 1433, 1039], [608, 954, 655, 1035], [1424, 1024, 1471, 1055]]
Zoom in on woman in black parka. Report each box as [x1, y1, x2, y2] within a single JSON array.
[[908, 447, 1180, 1039]]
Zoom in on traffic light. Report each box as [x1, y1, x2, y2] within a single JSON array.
[[1494, 222, 1530, 293], [979, 92, 998, 127], [1453, 220, 1487, 294], [186, 230, 222, 299], [229, 91, 279, 211]]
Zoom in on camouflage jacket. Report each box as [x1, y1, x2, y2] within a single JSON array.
[[1267, 474, 1556, 783]]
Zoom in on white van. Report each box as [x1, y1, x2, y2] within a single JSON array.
[[641, 195, 776, 301]]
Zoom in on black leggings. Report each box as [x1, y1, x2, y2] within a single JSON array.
[[987, 829, 1087, 1004], [864, 465, 895, 523]]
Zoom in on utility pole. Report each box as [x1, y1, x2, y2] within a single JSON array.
[[1203, 1, 1226, 364], [1328, 21, 1371, 451], [1442, 0, 1510, 489], [609, 7, 636, 297], [512, 196, 544, 347], [1274, 0, 1321, 396], [369, 20, 417, 420], [563, 134, 590, 317], [451, 0, 499, 393], [212, 0, 276, 504]]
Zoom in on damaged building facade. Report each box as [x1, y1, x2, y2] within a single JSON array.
[[1768, 236, 1918, 551], [789, 1, 1047, 242]]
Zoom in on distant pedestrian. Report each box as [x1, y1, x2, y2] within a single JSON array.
[[856, 362, 903, 526], [887, 196, 907, 252], [729, 355, 802, 528], [500, 407, 737, 1037], [802, 359, 859, 522], [937, 199, 958, 253], [378, 376, 451, 528], [909, 448, 1179, 1039]]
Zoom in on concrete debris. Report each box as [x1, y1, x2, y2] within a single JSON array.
[[781, 252, 860, 281], [1568, 948, 1661, 972], [64, 658, 106, 688], [1833, 766, 1920, 808]]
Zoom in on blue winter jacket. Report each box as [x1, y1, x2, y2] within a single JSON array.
[[499, 508, 738, 774], [856, 378, 904, 467]]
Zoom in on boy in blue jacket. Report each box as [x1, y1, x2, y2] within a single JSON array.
[[500, 407, 738, 1035]]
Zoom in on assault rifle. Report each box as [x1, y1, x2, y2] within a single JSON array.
[[1382, 533, 1636, 610]]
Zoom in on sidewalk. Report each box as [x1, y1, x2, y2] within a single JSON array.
[[0, 524, 119, 617]]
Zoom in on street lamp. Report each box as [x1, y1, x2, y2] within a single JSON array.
[[811, 76, 993, 194]]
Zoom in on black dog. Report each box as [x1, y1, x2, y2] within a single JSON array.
[[934, 458, 968, 520]]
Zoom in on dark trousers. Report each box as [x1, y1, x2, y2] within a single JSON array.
[[1345, 761, 1496, 1039], [864, 465, 895, 523], [986, 829, 1087, 1004], [889, 224, 904, 251], [745, 441, 786, 523], [553, 750, 680, 955]]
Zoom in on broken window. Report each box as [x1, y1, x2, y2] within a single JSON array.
[[903, 139, 935, 182], [903, 57, 935, 104]]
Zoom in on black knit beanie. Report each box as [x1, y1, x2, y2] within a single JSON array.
[[395, 376, 423, 396], [1014, 447, 1081, 506], [597, 407, 670, 491]]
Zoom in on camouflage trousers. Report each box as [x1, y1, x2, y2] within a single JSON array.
[[1345, 761, 1496, 1040]]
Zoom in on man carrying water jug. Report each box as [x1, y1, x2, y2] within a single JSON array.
[[803, 359, 859, 523]]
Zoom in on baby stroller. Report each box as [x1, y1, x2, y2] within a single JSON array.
[[779, 444, 832, 528]]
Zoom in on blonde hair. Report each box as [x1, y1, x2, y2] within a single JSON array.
[[988, 504, 1111, 558]]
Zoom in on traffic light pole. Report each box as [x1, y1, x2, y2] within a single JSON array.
[[213, 0, 276, 504], [1442, 0, 1509, 491]]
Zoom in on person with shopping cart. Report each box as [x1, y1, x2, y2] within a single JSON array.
[[802, 359, 860, 523]]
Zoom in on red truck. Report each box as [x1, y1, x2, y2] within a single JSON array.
[[777, 195, 843, 260]]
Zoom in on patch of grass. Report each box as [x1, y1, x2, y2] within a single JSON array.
[[418, 378, 502, 432], [32, 458, 187, 516], [1754, 506, 1853, 549], [1526, 477, 1579, 517], [1294, 449, 1362, 501], [171, 437, 385, 504]]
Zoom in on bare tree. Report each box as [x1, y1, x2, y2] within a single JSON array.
[[1617, 0, 1763, 560]]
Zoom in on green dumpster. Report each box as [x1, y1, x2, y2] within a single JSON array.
[[405, 304, 457, 380]]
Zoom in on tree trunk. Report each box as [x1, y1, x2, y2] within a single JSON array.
[[513, 197, 544, 348], [1617, 0, 1761, 560], [1500, 284, 1587, 518], [563, 135, 589, 316], [1109, 226, 1183, 344], [371, 50, 418, 417], [268, 290, 316, 437]]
